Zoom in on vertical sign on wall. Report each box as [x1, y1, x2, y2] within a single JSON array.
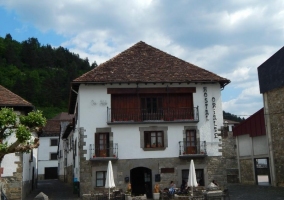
[[212, 97, 218, 138], [203, 87, 209, 119]]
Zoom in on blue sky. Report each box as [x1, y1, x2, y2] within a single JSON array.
[[1, 0, 284, 118]]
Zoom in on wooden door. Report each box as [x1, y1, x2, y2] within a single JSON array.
[[186, 130, 196, 154], [95, 133, 109, 157]]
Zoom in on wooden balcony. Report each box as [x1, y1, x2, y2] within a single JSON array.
[[178, 141, 207, 158], [107, 107, 199, 124], [89, 144, 118, 161]]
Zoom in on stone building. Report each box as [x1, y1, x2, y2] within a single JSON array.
[[222, 119, 239, 184], [67, 41, 230, 197], [258, 46, 284, 186], [0, 85, 36, 200]]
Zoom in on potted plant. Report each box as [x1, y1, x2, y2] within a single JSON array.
[[125, 183, 132, 200], [153, 184, 160, 200]]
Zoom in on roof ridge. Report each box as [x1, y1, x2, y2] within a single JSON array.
[[73, 41, 230, 84]]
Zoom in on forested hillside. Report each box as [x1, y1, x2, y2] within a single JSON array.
[[0, 34, 96, 118], [223, 111, 245, 122]]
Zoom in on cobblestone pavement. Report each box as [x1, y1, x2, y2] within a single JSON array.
[[24, 179, 80, 200], [227, 184, 284, 200]]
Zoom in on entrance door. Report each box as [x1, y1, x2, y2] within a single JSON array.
[[254, 158, 270, 185], [130, 167, 152, 198], [44, 167, 58, 179]]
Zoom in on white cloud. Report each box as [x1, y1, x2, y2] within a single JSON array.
[[1, 0, 284, 117]]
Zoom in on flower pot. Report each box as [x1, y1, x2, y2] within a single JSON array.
[[153, 193, 160, 200]]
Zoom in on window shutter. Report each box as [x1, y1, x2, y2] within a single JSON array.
[[95, 133, 99, 156]]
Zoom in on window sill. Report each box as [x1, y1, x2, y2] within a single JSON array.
[[143, 147, 166, 151]]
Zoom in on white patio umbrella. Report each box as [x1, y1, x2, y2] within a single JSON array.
[[187, 159, 198, 198], [105, 160, 116, 199]]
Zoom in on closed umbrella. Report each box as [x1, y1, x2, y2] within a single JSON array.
[[105, 160, 115, 199], [187, 159, 198, 198]]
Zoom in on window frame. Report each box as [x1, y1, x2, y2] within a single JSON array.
[[50, 152, 58, 160], [96, 171, 107, 187], [50, 138, 58, 146], [140, 126, 168, 151], [144, 131, 164, 148]]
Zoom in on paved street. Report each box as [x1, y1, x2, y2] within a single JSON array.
[[227, 184, 284, 200], [24, 180, 284, 200], [24, 179, 80, 200]]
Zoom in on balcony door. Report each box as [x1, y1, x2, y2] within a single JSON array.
[[141, 97, 163, 120], [185, 130, 196, 154], [95, 133, 109, 157]]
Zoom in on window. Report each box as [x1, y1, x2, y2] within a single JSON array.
[[182, 169, 204, 186], [96, 171, 107, 187], [50, 139, 58, 146], [185, 130, 197, 154], [29, 149, 33, 162], [141, 97, 163, 120], [140, 126, 168, 150], [144, 131, 164, 148], [50, 153, 57, 160], [95, 133, 109, 157]]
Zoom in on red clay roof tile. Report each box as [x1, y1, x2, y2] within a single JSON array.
[[0, 85, 33, 107], [74, 41, 230, 85]]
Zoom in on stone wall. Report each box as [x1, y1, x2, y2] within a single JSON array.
[[66, 165, 74, 186], [79, 128, 92, 196], [90, 156, 226, 193], [221, 130, 239, 184], [1, 153, 23, 200], [266, 86, 284, 186], [239, 159, 254, 185]]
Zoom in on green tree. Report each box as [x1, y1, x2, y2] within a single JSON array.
[[0, 108, 46, 163]]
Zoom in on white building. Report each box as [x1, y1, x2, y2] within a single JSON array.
[[39, 112, 73, 180], [0, 85, 37, 199], [67, 42, 230, 197], [58, 120, 79, 186]]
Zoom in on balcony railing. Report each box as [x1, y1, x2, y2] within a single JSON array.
[[89, 143, 118, 160], [179, 141, 207, 157], [107, 107, 199, 123]]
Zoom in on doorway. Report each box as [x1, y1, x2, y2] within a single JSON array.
[[130, 167, 152, 198], [254, 158, 270, 186], [44, 167, 58, 179]]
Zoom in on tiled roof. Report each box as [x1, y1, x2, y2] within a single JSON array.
[[41, 112, 73, 137], [52, 112, 74, 121], [0, 85, 33, 107], [73, 41, 230, 85]]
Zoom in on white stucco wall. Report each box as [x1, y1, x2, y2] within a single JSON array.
[[1, 134, 19, 177], [238, 134, 252, 156], [58, 122, 80, 181], [253, 135, 268, 155], [38, 136, 58, 175], [76, 83, 223, 160]]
